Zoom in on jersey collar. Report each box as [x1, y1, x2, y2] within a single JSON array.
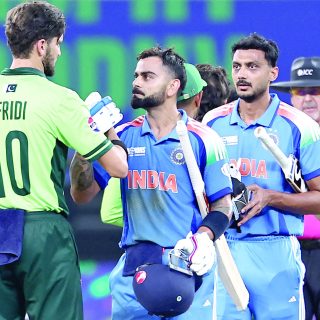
[[1, 67, 46, 78], [230, 93, 280, 127], [141, 109, 187, 142]]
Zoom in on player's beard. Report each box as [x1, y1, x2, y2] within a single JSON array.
[[237, 86, 266, 103], [131, 86, 166, 110], [42, 47, 55, 77]]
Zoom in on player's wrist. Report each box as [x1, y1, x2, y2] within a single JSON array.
[[200, 211, 229, 241], [196, 228, 214, 241], [104, 127, 116, 138], [111, 139, 128, 159]]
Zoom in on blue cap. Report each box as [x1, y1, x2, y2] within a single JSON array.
[[132, 264, 195, 317]]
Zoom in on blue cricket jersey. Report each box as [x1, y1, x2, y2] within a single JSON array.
[[202, 94, 320, 239], [94, 110, 232, 248]]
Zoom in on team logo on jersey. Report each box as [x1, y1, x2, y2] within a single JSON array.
[[6, 84, 17, 93], [128, 147, 146, 157], [170, 147, 185, 165]]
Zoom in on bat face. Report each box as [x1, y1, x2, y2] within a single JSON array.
[[254, 126, 307, 194], [286, 155, 308, 193]]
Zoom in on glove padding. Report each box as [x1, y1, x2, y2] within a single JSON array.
[[85, 92, 123, 133], [228, 163, 251, 220], [174, 232, 216, 276], [231, 177, 251, 220]]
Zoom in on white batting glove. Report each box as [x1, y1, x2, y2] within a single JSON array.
[[174, 232, 216, 276], [85, 92, 123, 133]]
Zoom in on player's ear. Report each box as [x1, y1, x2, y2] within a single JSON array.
[[35, 39, 47, 57], [167, 79, 180, 97], [195, 91, 203, 108], [270, 66, 279, 82]]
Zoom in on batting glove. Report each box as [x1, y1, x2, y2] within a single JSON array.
[[174, 232, 216, 276], [85, 92, 123, 133], [231, 177, 251, 220]]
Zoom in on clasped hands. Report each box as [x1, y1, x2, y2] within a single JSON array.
[[85, 92, 123, 133]]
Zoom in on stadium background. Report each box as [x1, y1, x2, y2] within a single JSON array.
[[0, 0, 319, 319]]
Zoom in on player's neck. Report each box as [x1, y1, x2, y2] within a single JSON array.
[[10, 56, 44, 73], [238, 94, 272, 124], [147, 103, 181, 140]]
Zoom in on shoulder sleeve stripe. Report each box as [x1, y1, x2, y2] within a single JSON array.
[[187, 119, 227, 164], [278, 104, 320, 146], [116, 116, 144, 133], [202, 102, 235, 124]]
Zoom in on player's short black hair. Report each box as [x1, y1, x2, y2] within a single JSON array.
[[195, 64, 231, 121], [137, 46, 187, 96], [5, 1, 66, 58], [231, 33, 279, 67]]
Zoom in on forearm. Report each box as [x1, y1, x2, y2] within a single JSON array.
[[106, 128, 128, 163], [198, 194, 233, 240], [69, 152, 100, 203], [267, 189, 320, 215], [99, 128, 128, 177]]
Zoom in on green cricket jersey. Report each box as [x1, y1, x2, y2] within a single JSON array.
[[0, 67, 112, 214]]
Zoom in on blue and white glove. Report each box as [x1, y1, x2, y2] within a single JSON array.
[[85, 92, 123, 133], [174, 232, 216, 276]]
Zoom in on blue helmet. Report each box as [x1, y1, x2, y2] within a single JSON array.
[[132, 264, 196, 317]]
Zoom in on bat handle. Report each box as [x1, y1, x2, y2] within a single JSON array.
[[254, 127, 289, 169]]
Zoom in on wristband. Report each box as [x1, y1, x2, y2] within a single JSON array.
[[200, 211, 229, 241], [111, 139, 128, 159]]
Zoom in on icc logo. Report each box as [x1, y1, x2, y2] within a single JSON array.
[[297, 69, 313, 77]]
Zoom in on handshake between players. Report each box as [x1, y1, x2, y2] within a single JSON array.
[[85, 92, 123, 133]]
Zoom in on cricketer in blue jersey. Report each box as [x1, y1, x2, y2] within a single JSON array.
[[70, 47, 233, 319], [202, 33, 320, 320]]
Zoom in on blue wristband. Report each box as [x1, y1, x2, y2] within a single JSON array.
[[200, 211, 229, 241]]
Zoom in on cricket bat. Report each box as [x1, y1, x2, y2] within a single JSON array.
[[254, 127, 307, 193], [176, 120, 249, 312]]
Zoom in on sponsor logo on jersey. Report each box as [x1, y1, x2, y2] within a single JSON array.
[[6, 84, 17, 93], [202, 299, 212, 307], [170, 147, 185, 165], [221, 135, 238, 146], [288, 296, 296, 303], [128, 170, 178, 192], [128, 147, 146, 157]]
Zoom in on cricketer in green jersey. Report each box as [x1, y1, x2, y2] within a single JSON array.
[[0, 2, 128, 320]]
